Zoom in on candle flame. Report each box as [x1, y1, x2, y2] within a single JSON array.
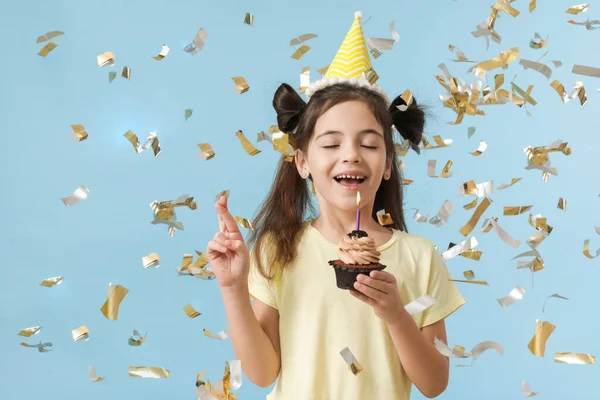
[[356, 191, 361, 206]]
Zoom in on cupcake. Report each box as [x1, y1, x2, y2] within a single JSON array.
[[328, 230, 387, 290]]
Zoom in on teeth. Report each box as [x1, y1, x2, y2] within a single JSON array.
[[336, 175, 365, 179]]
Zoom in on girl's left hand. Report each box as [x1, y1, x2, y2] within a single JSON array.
[[350, 270, 406, 325]]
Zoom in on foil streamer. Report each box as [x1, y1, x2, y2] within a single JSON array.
[[542, 294, 568, 313], [299, 66, 310, 92], [129, 366, 170, 379], [289, 33, 317, 46], [235, 130, 261, 155], [291, 44, 310, 60], [572, 64, 600, 77], [490, 218, 521, 248], [470, 141, 488, 156], [566, 4, 590, 14], [557, 198, 567, 211], [72, 325, 89, 341], [522, 381, 538, 397], [70, 124, 88, 142], [100, 283, 129, 320], [404, 295, 437, 315], [442, 237, 479, 261], [520, 59, 552, 79], [460, 197, 492, 236], [152, 44, 170, 60], [234, 216, 255, 231], [244, 13, 254, 26], [232, 77, 249, 94], [184, 304, 201, 318], [40, 276, 63, 287], [18, 326, 41, 337], [20, 341, 53, 352], [121, 66, 131, 80], [203, 329, 229, 340], [429, 200, 454, 227], [554, 352, 595, 364], [61, 185, 89, 207], [504, 205, 533, 216], [36, 31, 64, 43], [497, 177, 521, 190], [340, 347, 363, 375], [184, 28, 209, 55], [96, 51, 114, 67], [449, 279, 489, 285], [497, 286, 526, 307], [197, 143, 215, 160], [142, 253, 160, 269], [89, 366, 104, 382], [128, 329, 147, 346], [528, 320, 555, 356], [38, 42, 57, 57]]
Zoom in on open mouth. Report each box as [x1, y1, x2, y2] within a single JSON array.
[[334, 175, 366, 188]]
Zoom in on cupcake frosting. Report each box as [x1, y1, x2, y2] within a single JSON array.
[[338, 234, 381, 265]]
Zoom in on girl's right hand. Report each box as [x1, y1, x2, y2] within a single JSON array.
[[207, 196, 251, 290]]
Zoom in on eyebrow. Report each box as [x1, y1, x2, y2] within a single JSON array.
[[315, 129, 383, 140]]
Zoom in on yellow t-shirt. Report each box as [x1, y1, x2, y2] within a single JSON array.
[[247, 220, 465, 400]]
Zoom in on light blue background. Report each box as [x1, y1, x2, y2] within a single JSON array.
[[1, 0, 598, 399]]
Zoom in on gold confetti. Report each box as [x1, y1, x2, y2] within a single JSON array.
[[497, 286, 525, 307], [492, 0, 520, 17], [291, 44, 310, 60], [572, 64, 600, 77], [72, 325, 89, 341], [442, 237, 479, 261], [152, 44, 170, 60], [100, 283, 128, 320], [448, 44, 473, 63], [244, 12, 254, 26], [185, 109, 193, 121], [37, 42, 57, 57], [178, 251, 214, 280], [522, 381, 538, 397], [464, 199, 478, 210], [430, 200, 454, 227], [470, 47, 520, 79], [121, 66, 131, 80], [583, 238, 600, 258], [370, 48, 383, 59], [427, 160, 453, 178], [460, 180, 494, 198], [463, 270, 475, 279], [554, 352, 595, 364], [232, 76, 249, 94], [461, 249, 482, 261], [376, 209, 393, 226], [557, 198, 567, 211], [89, 366, 104, 382], [215, 190, 230, 202], [142, 253, 160, 269], [470, 141, 487, 156], [36, 31, 64, 43], [290, 33, 317, 46], [203, 329, 229, 340], [528, 320, 555, 357], [497, 177, 521, 190], [40, 276, 63, 287], [96, 51, 115, 67], [543, 294, 568, 313], [20, 341, 53, 352], [504, 205, 533, 216], [550, 60, 563, 68], [529, 0, 537, 12], [449, 279, 489, 285], [550, 80, 569, 103], [436, 64, 485, 125], [18, 326, 41, 337], [61, 185, 89, 207], [340, 346, 363, 375], [184, 304, 201, 318], [235, 130, 261, 156], [234, 216, 255, 231], [129, 366, 170, 379], [128, 329, 147, 346], [184, 28, 209, 55], [196, 369, 207, 387], [566, 4, 590, 14], [197, 143, 215, 160], [69, 124, 88, 142], [108, 71, 116, 83], [524, 140, 571, 182], [123, 130, 161, 157], [411, 209, 428, 223], [529, 33, 548, 49], [570, 82, 587, 107], [460, 197, 492, 237]]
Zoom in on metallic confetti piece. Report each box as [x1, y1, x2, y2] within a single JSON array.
[[497, 286, 525, 307], [566, 4, 589, 14], [123, 130, 160, 157], [185, 109, 193, 120], [196, 385, 218, 400], [490, 218, 521, 248], [449, 279, 489, 285], [468, 127, 476, 138], [37, 42, 57, 57], [568, 19, 600, 29], [529, 33, 548, 49], [471, 17, 502, 49], [121, 66, 131, 80], [527, 232, 547, 249], [235, 130, 261, 156], [529, 214, 553, 235], [412, 209, 427, 223], [460, 197, 492, 237], [184, 304, 201, 318], [197, 143, 215, 160], [142, 253, 159, 269], [522, 381, 538, 397], [528, 320, 555, 357], [427, 160, 453, 178], [20, 341, 53, 352], [519, 59, 552, 79], [184, 28, 209, 55], [299, 66, 310, 92], [72, 325, 89, 341], [18, 326, 41, 337], [543, 294, 568, 313], [572, 64, 600, 77], [492, 0, 520, 17], [228, 360, 243, 390], [550, 60, 563, 68], [215, 190, 230, 202], [70, 124, 88, 142], [442, 237, 479, 261], [96, 51, 114, 67], [36, 31, 64, 43], [583, 239, 600, 259], [128, 329, 147, 346], [244, 13, 254, 26], [554, 352, 595, 364], [203, 329, 229, 340], [370, 48, 383, 59], [367, 37, 395, 51], [376, 209, 394, 226], [61, 185, 89, 207], [290, 33, 318, 46], [234, 216, 255, 231], [291, 44, 310, 60], [504, 205, 533, 216], [570, 82, 588, 107], [100, 283, 128, 320], [340, 347, 363, 375], [463, 270, 475, 279], [470, 47, 520, 79], [108, 71, 116, 83], [152, 44, 170, 60], [448, 44, 473, 63], [529, 0, 537, 12], [232, 77, 249, 94], [497, 177, 521, 190], [434, 337, 471, 358], [471, 341, 504, 360], [459, 180, 494, 198], [404, 295, 436, 315], [550, 80, 569, 103], [511, 81, 538, 106], [524, 140, 571, 182], [40, 276, 63, 287], [430, 200, 454, 227], [460, 248, 482, 261], [89, 366, 104, 382], [129, 366, 170, 379], [481, 218, 494, 233], [390, 20, 400, 43], [196, 369, 207, 387], [557, 198, 567, 211], [470, 141, 487, 156], [464, 199, 478, 210]]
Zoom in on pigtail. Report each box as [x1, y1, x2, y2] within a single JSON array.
[[273, 83, 307, 133], [389, 94, 425, 154]]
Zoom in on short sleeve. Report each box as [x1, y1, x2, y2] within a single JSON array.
[[420, 244, 466, 328], [247, 244, 278, 310]]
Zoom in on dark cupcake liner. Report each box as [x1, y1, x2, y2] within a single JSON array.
[[328, 260, 387, 290]]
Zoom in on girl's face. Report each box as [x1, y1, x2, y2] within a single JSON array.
[[297, 100, 391, 211]]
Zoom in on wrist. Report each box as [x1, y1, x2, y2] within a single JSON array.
[[387, 306, 412, 329], [221, 283, 249, 297]]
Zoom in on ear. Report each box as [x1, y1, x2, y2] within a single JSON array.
[[295, 148, 308, 177]]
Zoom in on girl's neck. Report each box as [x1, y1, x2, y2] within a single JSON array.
[[311, 214, 386, 238]]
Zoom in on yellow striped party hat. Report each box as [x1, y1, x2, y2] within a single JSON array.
[[305, 11, 389, 103]]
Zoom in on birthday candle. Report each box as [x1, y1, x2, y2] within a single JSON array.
[[356, 191, 361, 231]]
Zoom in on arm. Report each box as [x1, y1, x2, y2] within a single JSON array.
[[222, 286, 281, 388], [387, 309, 449, 398]]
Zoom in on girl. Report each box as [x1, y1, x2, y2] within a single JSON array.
[[206, 11, 465, 400]]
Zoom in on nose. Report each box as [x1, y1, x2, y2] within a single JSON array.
[[342, 143, 362, 164]]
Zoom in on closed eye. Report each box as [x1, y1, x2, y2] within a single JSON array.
[[322, 145, 378, 149]]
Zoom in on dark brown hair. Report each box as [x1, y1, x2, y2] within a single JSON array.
[[247, 82, 425, 281]]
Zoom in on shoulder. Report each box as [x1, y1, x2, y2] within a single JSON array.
[[395, 230, 436, 254]]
